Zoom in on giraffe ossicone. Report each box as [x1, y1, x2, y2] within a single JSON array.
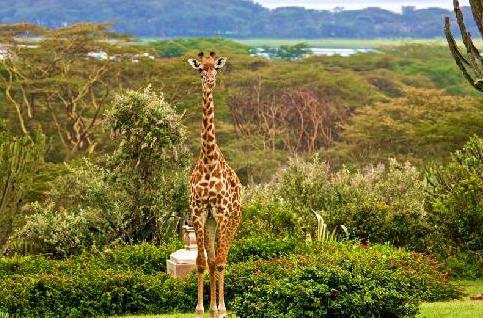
[[188, 51, 242, 318]]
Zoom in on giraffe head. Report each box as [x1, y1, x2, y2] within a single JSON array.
[[188, 51, 227, 92]]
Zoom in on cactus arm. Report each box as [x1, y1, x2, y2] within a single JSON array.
[[469, 0, 483, 40], [446, 0, 483, 92]]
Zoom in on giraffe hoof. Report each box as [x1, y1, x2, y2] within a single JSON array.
[[209, 308, 219, 318], [195, 308, 204, 318], [218, 309, 227, 318]]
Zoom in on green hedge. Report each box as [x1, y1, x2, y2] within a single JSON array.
[[228, 243, 460, 318], [0, 241, 460, 317]]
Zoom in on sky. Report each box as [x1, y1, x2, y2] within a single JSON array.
[[255, 0, 470, 12]]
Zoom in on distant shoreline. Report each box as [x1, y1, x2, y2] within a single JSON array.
[[140, 38, 464, 49], [233, 38, 450, 49]]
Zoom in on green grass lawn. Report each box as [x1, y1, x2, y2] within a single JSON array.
[[418, 279, 483, 318], [111, 279, 482, 318], [112, 314, 234, 318]]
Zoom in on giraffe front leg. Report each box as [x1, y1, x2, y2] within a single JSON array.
[[205, 218, 218, 318], [215, 217, 229, 318], [192, 216, 207, 318]]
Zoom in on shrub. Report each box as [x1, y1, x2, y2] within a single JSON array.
[[229, 242, 460, 318], [0, 241, 460, 318], [237, 192, 302, 240], [246, 157, 429, 250], [425, 136, 483, 260], [9, 160, 127, 257], [228, 237, 300, 263], [107, 87, 190, 242], [9, 88, 191, 256], [442, 252, 483, 279]]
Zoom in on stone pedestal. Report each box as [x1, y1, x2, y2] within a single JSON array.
[[167, 249, 198, 278], [166, 225, 199, 278]]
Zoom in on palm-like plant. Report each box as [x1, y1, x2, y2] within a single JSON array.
[[313, 210, 349, 241], [445, 0, 483, 92]]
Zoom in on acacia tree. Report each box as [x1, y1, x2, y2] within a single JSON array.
[[0, 23, 134, 158], [445, 0, 483, 92], [229, 77, 343, 154]]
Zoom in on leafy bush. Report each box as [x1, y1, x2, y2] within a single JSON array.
[[228, 237, 300, 263], [0, 241, 459, 318], [246, 157, 430, 250], [9, 160, 127, 257], [107, 86, 190, 242], [442, 252, 483, 279], [229, 242, 459, 318], [238, 193, 302, 240], [425, 136, 483, 262], [9, 88, 191, 256]]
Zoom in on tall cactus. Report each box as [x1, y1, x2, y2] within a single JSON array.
[[0, 133, 44, 248], [445, 0, 483, 92]]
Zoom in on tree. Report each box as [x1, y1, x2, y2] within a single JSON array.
[[445, 0, 483, 92], [0, 23, 135, 159], [107, 87, 190, 242], [331, 88, 483, 165], [229, 77, 347, 154], [0, 127, 44, 248]]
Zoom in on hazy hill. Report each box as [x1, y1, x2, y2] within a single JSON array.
[[0, 0, 477, 38]]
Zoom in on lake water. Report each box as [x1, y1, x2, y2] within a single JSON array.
[[310, 48, 375, 57], [252, 47, 376, 59]]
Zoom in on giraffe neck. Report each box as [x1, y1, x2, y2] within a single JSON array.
[[201, 90, 216, 159]]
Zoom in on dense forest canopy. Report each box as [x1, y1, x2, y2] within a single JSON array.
[[0, 0, 477, 38]]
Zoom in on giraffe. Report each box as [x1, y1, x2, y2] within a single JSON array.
[[188, 51, 242, 318]]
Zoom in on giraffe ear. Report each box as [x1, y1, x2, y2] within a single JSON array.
[[214, 57, 227, 69], [188, 59, 201, 70]]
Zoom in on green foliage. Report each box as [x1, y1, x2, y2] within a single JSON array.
[[425, 136, 483, 260], [107, 87, 188, 172], [242, 138, 483, 277], [229, 241, 460, 315], [228, 237, 300, 263], [330, 88, 483, 165], [107, 87, 190, 242], [231, 251, 457, 318], [9, 88, 191, 256], [9, 161, 127, 257], [442, 252, 483, 280], [255, 43, 312, 60], [150, 38, 250, 57], [0, 131, 45, 248], [248, 157, 429, 250], [238, 194, 302, 240], [0, 241, 460, 317]]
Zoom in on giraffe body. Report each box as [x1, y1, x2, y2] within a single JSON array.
[[188, 52, 242, 318]]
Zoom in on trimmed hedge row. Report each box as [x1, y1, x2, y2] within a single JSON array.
[[228, 243, 460, 317], [0, 240, 460, 317]]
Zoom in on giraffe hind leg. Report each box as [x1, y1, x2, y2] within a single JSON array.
[[226, 202, 241, 248], [213, 207, 230, 318]]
